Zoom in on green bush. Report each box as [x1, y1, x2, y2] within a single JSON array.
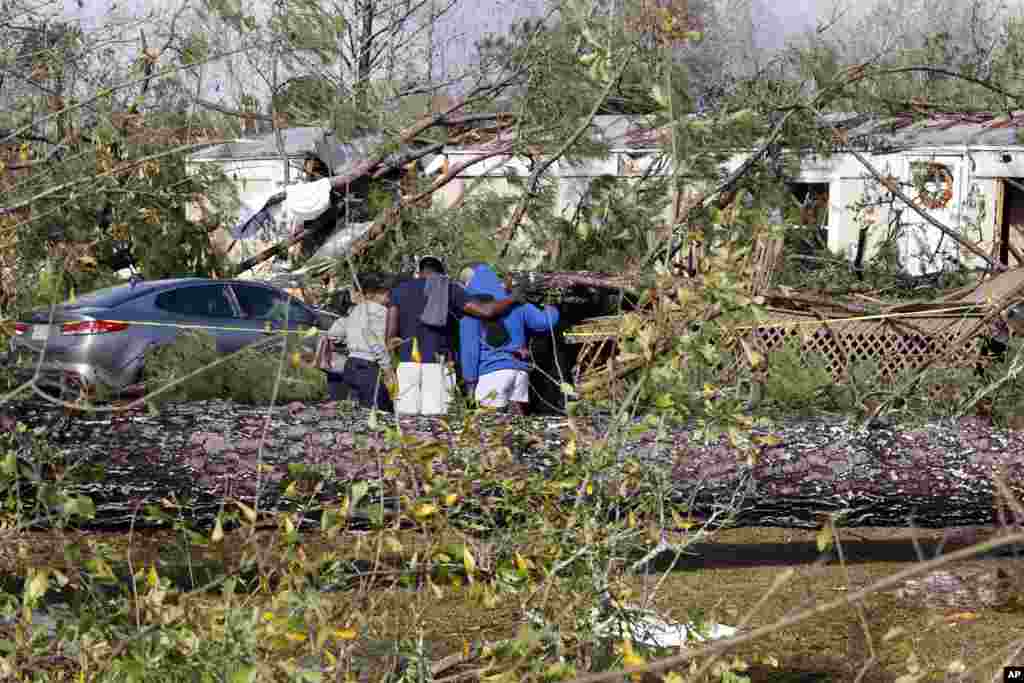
[[142, 331, 326, 405], [762, 340, 834, 412]]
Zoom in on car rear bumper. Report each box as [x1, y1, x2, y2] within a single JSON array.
[[4, 348, 141, 391]]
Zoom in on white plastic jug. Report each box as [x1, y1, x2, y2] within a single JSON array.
[[395, 362, 452, 415]]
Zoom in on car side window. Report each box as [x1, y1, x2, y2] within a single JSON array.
[[155, 285, 236, 318], [231, 285, 313, 324], [231, 285, 282, 320]]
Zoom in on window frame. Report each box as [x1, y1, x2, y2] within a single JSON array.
[[228, 283, 316, 326], [153, 283, 239, 319]]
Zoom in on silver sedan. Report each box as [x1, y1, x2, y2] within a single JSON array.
[[9, 278, 333, 393]]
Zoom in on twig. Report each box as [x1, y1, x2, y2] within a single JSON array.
[[957, 340, 1024, 416], [0, 45, 259, 146]]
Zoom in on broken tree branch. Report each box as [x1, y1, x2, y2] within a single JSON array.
[[5, 140, 229, 215], [655, 109, 799, 267], [325, 87, 513, 193], [231, 145, 516, 277], [867, 274, 1024, 422], [497, 46, 639, 258], [869, 65, 1024, 106], [372, 142, 445, 179]]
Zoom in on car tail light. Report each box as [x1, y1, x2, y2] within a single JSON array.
[[61, 320, 130, 335], [13, 323, 28, 336]]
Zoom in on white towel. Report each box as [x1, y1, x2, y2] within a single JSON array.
[[286, 178, 332, 223]]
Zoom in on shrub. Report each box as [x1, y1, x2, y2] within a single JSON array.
[[762, 340, 834, 412], [142, 331, 326, 405]]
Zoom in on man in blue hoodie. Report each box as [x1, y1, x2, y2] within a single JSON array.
[[458, 264, 560, 414]]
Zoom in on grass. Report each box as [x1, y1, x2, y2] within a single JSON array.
[[1, 523, 1021, 682]]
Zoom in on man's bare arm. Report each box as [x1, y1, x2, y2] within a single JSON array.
[[462, 297, 519, 320], [385, 305, 400, 350]]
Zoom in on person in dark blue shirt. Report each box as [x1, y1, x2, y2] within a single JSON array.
[[385, 256, 521, 414]]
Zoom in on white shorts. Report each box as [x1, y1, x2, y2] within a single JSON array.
[[396, 362, 455, 415], [475, 369, 529, 408]]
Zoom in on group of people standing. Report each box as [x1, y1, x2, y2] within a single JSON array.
[[319, 256, 559, 415]]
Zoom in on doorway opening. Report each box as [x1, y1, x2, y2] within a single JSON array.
[[1000, 178, 1024, 267]]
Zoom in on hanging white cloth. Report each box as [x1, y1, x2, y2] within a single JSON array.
[[286, 177, 332, 223]]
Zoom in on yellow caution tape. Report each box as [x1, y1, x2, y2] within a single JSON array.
[[46, 319, 322, 336]]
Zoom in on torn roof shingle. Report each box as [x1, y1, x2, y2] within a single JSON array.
[[447, 112, 1024, 155], [841, 111, 1024, 149], [189, 126, 329, 161]]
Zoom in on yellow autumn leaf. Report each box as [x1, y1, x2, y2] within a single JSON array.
[[514, 552, 532, 572], [24, 569, 48, 604], [413, 503, 437, 519], [444, 493, 458, 506], [147, 566, 159, 588], [463, 546, 477, 576], [333, 627, 357, 641], [411, 337, 422, 363], [211, 514, 225, 543], [755, 434, 782, 447], [738, 338, 763, 368], [290, 351, 302, 368], [620, 640, 646, 681], [285, 631, 306, 642], [816, 526, 833, 553], [236, 500, 257, 523]]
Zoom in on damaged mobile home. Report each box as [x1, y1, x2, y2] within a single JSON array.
[[419, 112, 1024, 276]]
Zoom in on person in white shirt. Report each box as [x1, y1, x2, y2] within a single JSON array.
[[323, 273, 393, 411]]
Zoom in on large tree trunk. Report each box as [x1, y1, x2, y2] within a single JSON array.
[[661, 415, 1024, 529]]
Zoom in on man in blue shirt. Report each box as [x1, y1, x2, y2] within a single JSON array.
[[458, 263, 559, 415]]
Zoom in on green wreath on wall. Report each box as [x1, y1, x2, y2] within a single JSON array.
[[912, 162, 955, 210]]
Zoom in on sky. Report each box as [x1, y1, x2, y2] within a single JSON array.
[[60, 0, 1024, 105], [58, 0, 824, 59]]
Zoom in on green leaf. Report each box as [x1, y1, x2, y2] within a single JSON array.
[[651, 84, 669, 108], [62, 496, 96, 520], [24, 569, 48, 605], [350, 480, 369, 509], [1, 451, 15, 477], [230, 665, 258, 683]]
